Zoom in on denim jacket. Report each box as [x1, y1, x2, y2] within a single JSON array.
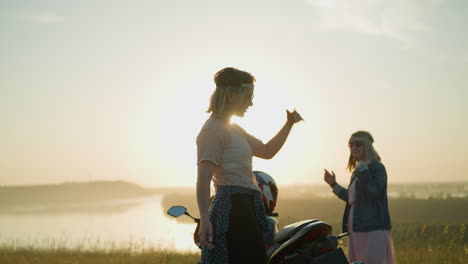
[[332, 160, 392, 233]]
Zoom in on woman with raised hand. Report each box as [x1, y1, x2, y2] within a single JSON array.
[[196, 67, 303, 264], [324, 131, 396, 264]]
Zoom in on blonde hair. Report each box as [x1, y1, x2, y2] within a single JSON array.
[[206, 67, 255, 117], [347, 131, 381, 171]]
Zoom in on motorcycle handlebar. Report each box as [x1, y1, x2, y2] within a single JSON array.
[[336, 232, 349, 239]]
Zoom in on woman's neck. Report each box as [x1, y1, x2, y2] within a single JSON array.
[[358, 158, 372, 164], [211, 113, 232, 123]]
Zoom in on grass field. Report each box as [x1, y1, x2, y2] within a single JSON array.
[[1, 223, 465, 263], [1, 192, 467, 263], [0, 249, 200, 264]]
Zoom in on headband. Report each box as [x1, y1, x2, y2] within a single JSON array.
[[216, 83, 254, 89]]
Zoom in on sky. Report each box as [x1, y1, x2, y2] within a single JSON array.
[[2, 0, 468, 188]]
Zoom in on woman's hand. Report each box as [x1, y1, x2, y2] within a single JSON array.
[[323, 169, 337, 187], [286, 110, 304, 125], [198, 217, 214, 249]]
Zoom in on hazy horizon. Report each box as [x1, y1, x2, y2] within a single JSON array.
[[2, 0, 468, 187], [1, 177, 468, 189]]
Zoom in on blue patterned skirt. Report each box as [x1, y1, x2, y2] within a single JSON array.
[[201, 185, 272, 264]]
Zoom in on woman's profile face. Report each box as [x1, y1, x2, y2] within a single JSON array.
[[231, 87, 254, 117], [349, 137, 365, 161]]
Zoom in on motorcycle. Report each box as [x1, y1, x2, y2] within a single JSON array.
[[167, 171, 362, 264]]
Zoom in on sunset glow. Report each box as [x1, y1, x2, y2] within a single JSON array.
[[2, 0, 468, 188]]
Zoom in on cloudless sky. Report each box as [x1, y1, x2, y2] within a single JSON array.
[[2, 0, 467, 187]]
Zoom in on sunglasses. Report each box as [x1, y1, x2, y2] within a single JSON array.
[[348, 141, 363, 148]]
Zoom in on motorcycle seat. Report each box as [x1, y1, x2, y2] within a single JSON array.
[[269, 220, 333, 263], [274, 219, 318, 243]]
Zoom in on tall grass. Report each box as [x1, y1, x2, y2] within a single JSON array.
[[0, 237, 201, 264], [2, 223, 466, 263], [391, 223, 467, 264], [0, 245, 200, 264]]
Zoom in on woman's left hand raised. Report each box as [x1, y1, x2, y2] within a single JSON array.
[[287, 110, 304, 125], [323, 169, 336, 186]]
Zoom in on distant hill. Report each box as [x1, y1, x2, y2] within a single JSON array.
[[0, 181, 157, 209]]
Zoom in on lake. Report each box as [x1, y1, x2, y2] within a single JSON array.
[[0, 195, 199, 252]]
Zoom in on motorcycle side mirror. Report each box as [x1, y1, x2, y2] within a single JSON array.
[[167, 206, 187, 218]]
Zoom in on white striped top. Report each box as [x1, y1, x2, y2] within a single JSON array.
[[196, 116, 262, 192]]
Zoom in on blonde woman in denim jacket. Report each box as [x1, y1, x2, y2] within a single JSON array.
[[324, 131, 396, 264]]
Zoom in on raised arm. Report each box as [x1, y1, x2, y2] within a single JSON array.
[[324, 169, 348, 202], [253, 110, 303, 159]]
